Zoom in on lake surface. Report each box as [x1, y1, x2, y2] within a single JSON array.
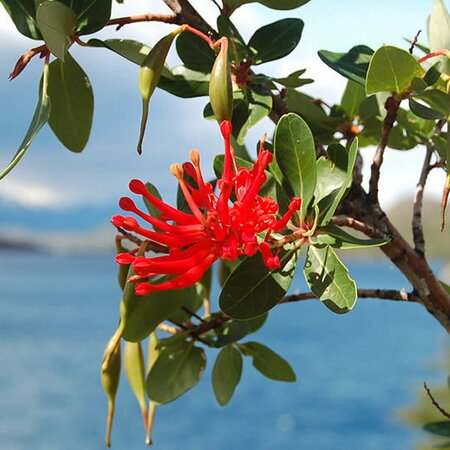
[[0, 251, 447, 450]]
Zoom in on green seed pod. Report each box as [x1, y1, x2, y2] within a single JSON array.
[[146, 332, 160, 446], [101, 335, 122, 447], [209, 37, 233, 124], [124, 341, 148, 428], [137, 31, 180, 154]]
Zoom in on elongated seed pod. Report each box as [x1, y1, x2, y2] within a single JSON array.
[[101, 336, 121, 447], [124, 341, 148, 430], [146, 332, 160, 445], [137, 30, 180, 154], [209, 38, 233, 124]]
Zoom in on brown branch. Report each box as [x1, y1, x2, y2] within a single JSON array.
[[424, 382, 450, 419], [409, 30, 422, 54], [368, 95, 401, 204], [412, 145, 433, 258], [115, 227, 169, 254], [331, 215, 386, 239], [107, 13, 180, 31], [281, 288, 417, 304], [157, 323, 180, 334]]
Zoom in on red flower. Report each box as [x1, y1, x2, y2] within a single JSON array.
[[112, 120, 301, 295]]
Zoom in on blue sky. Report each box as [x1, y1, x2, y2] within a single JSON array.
[[0, 0, 446, 229]]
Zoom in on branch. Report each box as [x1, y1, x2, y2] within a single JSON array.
[[368, 95, 401, 204], [107, 13, 180, 30], [331, 215, 386, 239], [412, 146, 433, 257], [424, 382, 450, 419], [281, 288, 417, 304]]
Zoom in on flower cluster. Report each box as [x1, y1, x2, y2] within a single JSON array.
[[112, 121, 301, 295]]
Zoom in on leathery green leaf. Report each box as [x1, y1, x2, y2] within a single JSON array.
[[147, 343, 206, 404], [47, 52, 93, 152], [366, 45, 425, 94], [274, 113, 316, 220], [121, 269, 197, 343], [0, 0, 41, 39], [239, 341, 296, 382], [212, 345, 243, 406], [36, 1, 76, 61], [219, 250, 298, 320], [304, 244, 357, 313], [248, 18, 304, 65]]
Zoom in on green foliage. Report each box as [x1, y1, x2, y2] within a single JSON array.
[[274, 113, 317, 220], [365, 45, 424, 94], [219, 250, 298, 319], [239, 342, 296, 381], [36, 1, 76, 60], [147, 343, 206, 404], [304, 244, 357, 313], [47, 52, 94, 152], [428, 0, 450, 74], [318, 45, 373, 86], [248, 18, 304, 64], [212, 345, 243, 405]]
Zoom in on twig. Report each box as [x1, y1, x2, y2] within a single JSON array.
[[157, 323, 180, 334], [115, 227, 169, 253], [181, 306, 207, 323], [409, 30, 422, 54], [331, 215, 386, 239], [424, 382, 450, 419], [418, 49, 450, 64], [107, 13, 180, 31], [412, 145, 433, 258], [368, 95, 401, 204], [281, 288, 416, 304]]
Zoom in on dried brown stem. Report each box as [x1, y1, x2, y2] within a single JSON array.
[[409, 29, 422, 54]]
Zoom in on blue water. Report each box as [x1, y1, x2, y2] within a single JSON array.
[[0, 251, 447, 450]]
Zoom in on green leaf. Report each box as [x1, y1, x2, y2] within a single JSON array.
[[365, 45, 425, 95], [409, 97, 444, 120], [158, 66, 210, 98], [219, 249, 298, 320], [317, 225, 388, 249], [231, 89, 273, 144], [424, 61, 442, 86], [248, 19, 304, 65], [410, 89, 450, 120], [47, 52, 93, 152], [223, 0, 309, 11], [318, 45, 374, 86], [143, 182, 163, 221], [0, 65, 50, 181], [319, 138, 358, 225], [176, 31, 215, 73], [272, 69, 314, 88], [314, 145, 348, 206], [341, 80, 366, 119], [274, 113, 317, 219], [424, 421, 450, 437], [239, 342, 296, 382], [212, 346, 243, 406], [121, 272, 197, 342], [428, 0, 450, 74], [214, 321, 250, 347], [217, 15, 248, 63], [124, 341, 147, 413], [88, 38, 151, 65], [246, 313, 268, 333], [36, 1, 76, 61], [147, 343, 206, 404], [69, 0, 111, 35], [304, 244, 357, 313], [0, 0, 41, 39]]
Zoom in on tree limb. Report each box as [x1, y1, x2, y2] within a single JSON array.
[[107, 14, 180, 30], [368, 95, 401, 204]]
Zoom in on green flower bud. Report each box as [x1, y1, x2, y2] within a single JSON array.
[[209, 38, 233, 124]]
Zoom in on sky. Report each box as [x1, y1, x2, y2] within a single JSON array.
[[0, 0, 447, 229]]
